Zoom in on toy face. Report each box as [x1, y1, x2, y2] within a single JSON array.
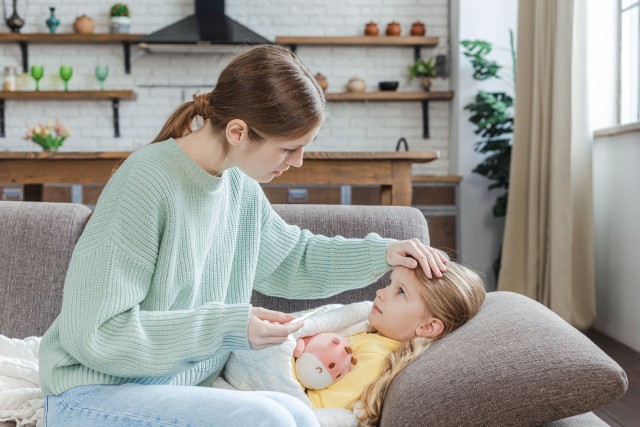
[[294, 333, 356, 389]]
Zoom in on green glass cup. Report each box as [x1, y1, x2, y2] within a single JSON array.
[[95, 65, 109, 91], [30, 65, 44, 91], [59, 65, 73, 91]]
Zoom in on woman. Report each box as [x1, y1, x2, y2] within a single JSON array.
[[39, 45, 447, 427]]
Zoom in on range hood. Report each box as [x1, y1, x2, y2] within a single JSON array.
[[138, 0, 272, 52]]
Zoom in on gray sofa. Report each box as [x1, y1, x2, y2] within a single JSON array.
[[0, 201, 627, 426]]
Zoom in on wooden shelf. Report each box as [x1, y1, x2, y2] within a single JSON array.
[[0, 33, 144, 43], [325, 91, 453, 102], [277, 35, 448, 139], [0, 90, 137, 138], [325, 91, 453, 138], [413, 175, 463, 184], [0, 33, 144, 74], [0, 90, 136, 100], [277, 35, 438, 62], [276, 36, 439, 47]]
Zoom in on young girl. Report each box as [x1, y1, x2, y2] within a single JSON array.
[[38, 44, 448, 427], [305, 261, 486, 426]]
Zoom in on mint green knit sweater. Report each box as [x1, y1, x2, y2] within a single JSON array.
[[39, 139, 393, 396]]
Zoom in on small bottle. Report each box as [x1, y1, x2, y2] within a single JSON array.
[[3, 66, 17, 91]]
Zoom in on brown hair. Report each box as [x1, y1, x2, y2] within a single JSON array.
[[152, 44, 326, 145], [357, 262, 486, 426]]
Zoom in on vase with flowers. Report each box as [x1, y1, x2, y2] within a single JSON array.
[[23, 119, 72, 151]]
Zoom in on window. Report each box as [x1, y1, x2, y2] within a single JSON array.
[[620, 0, 640, 124]]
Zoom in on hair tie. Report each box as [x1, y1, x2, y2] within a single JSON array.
[[193, 93, 210, 118]]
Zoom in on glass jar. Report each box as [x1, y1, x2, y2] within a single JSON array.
[[3, 66, 17, 91]]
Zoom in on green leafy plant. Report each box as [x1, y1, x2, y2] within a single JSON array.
[[461, 31, 516, 279], [406, 57, 437, 81], [461, 33, 515, 217], [110, 3, 130, 17]]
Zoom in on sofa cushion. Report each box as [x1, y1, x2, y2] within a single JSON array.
[[0, 201, 91, 339], [380, 291, 627, 426]]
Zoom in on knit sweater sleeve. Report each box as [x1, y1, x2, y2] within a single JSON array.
[[57, 165, 250, 379], [253, 189, 394, 299]]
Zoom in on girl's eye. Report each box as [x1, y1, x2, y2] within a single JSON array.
[[284, 148, 298, 153], [397, 287, 405, 296]]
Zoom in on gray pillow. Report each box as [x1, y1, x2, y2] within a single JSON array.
[[380, 291, 627, 426]]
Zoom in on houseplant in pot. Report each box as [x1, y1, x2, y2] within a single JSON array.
[[460, 33, 516, 280], [407, 57, 437, 90], [109, 3, 130, 33]]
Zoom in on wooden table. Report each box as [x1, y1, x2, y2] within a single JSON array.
[[0, 150, 438, 206]]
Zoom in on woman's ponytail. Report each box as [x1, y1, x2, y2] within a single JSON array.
[[151, 93, 209, 143]]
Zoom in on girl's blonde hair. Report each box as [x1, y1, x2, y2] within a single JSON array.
[[357, 261, 486, 426], [152, 44, 326, 145]]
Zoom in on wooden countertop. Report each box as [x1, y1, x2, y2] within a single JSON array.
[[0, 150, 438, 162]]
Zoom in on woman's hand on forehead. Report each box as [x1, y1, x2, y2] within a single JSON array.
[[385, 239, 448, 278]]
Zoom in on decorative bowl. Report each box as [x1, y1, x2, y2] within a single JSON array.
[[378, 81, 399, 91]]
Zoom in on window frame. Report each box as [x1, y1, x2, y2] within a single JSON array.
[[618, 0, 640, 124]]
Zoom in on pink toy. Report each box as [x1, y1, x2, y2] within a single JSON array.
[[293, 332, 357, 390]]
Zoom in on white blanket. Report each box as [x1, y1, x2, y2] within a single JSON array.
[[220, 302, 373, 426], [0, 302, 371, 427], [0, 336, 43, 427]]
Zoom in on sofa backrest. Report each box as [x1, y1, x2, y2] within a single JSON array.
[[0, 201, 429, 338], [0, 201, 91, 338]]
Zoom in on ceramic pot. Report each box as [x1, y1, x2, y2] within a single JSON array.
[[420, 76, 432, 91], [347, 76, 366, 93], [315, 73, 328, 93], [386, 21, 401, 36], [74, 15, 96, 34], [410, 21, 426, 36], [46, 7, 60, 34], [110, 16, 131, 33], [364, 21, 379, 36]]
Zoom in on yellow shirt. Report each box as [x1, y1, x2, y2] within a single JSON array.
[[306, 332, 402, 409]]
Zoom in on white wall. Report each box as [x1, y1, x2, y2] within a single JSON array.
[[1, 0, 520, 289], [452, 0, 517, 289], [593, 131, 640, 352], [0, 0, 451, 174]]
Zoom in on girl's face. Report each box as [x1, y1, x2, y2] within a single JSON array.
[[230, 123, 321, 183], [369, 266, 438, 341]]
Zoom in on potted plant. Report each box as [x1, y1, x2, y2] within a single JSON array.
[[109, 3, 130, 33], [460, 32, 516, 280], [407, 57, 437, 91]]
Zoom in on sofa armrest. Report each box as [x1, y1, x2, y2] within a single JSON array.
[[252, 204, 429, 313], [0, 201, 91, 338], [379, 292, 626, 426]]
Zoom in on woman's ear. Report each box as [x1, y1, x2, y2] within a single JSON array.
[[416, 317, 444, 339], [225, 119, 248, 147]]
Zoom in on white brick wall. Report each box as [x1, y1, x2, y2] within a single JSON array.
[[1, 0, 451, 174]]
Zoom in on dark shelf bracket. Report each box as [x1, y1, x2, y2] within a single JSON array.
[[123, 42, 132, 74], [414, 46, 421, 61], [13, 40, 133, 75], [421, 100, 430, 139], [19, 42, 28, 73], [112, 99, 121, 137], [288, 44, 298, 54], [0, 99, 5, 138]]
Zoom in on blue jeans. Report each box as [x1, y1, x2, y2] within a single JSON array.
[[45, 384, 320, 427]]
